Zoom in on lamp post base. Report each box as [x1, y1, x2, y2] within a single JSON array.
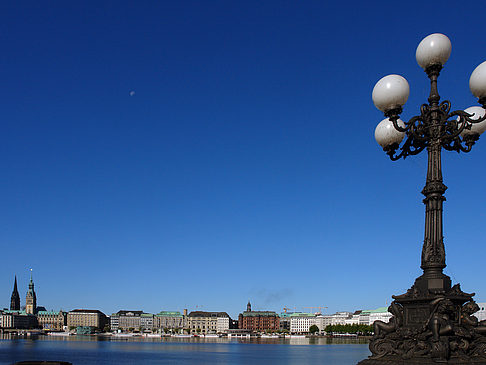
[[358, 358, 486, 364], [357, 276, 486, 364]]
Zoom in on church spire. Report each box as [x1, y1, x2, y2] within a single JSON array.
[[247, 300, 251, 312], [10, 275, 20, 311]]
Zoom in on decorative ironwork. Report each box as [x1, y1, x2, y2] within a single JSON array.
[[359, 61, 486, 364]]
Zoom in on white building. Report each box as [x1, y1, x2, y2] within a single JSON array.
[[359, 310, 372, 325], [345, 311, 361, 325], [474, 302, 486, 322], [330, 312, 352, 325], [319, 315, 333, 328], [140, 313, 154, 331], [369, 307, 392, 325], [290, 313, 317, 334], [216, 317, 229, 333], [315, 315, 331, 332]]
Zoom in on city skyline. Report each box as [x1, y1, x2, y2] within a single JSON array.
[[1, 1, 486, 319], [2, 270, 397, 319]]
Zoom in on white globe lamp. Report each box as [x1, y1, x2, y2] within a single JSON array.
[[416, 33, 452, 70], [372, 75, 410, 112], [375, 118, 406, 147]]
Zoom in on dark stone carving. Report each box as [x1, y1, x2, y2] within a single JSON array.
[[359, 291, 486, 364]]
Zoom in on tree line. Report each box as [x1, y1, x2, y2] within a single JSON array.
[[324, 324, 373, 335]]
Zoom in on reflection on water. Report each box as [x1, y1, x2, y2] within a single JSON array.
[[0, 335, 371, 365]]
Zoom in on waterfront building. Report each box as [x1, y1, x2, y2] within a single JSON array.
[[353, 307, 392, 326], [154, 311, 184, 332], [345, 310, 361, 325], [10, 276, 20, 311], [140, 313, 154, 331], [279, 312, 291, 331], [238, 301, 279, 333], [329, 311, 352, 325], [316, 315, 332, 332], [358, 310, 372, 325], [289, 313, 317, 334], [1, 310, 37, 329], [112, 310, 143, 331], [216, 316, 230, 333], [368, 307, 392, 324], [67, 309, 108, 331], [37, 310, 67, 331], [186, 311, 231, 334], [110, 313, 119, 331], [474, 303, 486, 322], [25, 273, 37, 315], [319, 314, 333, 328], [227, 328, 252, 338]]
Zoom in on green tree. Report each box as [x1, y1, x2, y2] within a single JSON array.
[[309, 325, 319, 334]]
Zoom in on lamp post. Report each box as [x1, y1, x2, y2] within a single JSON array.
[[358, 34, 486, 364]]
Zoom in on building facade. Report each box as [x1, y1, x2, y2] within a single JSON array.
[[238, 302, 279, 333], [345, 311, 361, 325], [116, 310, 143, 331], [67, 309, 108, 331], [140, 313, 154, 331], [186, 311, 231, 334], [329, 311, 352, 325], [290, 313, 317, 334], [368, 307, 392, 325], [279, 312, 291, 331], [110, 314, 119, 331], [110, 311, 156, 332], [359, 310, 372, 325], [1, 311, 37, 329], [154, 311, 184, 332], [474, 302, 486, 322], [37, 310, 67, 331], [216, 316, 230, 333]]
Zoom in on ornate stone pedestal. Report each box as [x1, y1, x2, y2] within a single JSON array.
[[358, 274, 486, 364]]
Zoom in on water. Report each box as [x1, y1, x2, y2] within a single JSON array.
[[0, 336, 371, 365]]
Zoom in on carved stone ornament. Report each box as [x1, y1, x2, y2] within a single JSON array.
[[358, 295, 486, 364]]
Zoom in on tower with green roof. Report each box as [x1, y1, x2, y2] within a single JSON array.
[[25, 269, 37, 315]]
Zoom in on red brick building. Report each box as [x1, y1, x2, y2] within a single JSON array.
[[238, 301, 279, 332]]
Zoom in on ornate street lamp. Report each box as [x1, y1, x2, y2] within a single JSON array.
[[359, 33, 486, 364]]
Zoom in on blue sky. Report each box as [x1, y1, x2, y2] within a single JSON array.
[[1, 1, 486, 319]]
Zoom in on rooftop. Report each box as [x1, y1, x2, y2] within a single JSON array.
[[188, 311, 230, 318], [368, 307, 389, 314], [69, 309, 105, 315], [289, 312, 315, 317], [37, 310, 64, 315], [241, 311, 278, 317], [156, 311, 183, 317], [115, 310, 144, 316]]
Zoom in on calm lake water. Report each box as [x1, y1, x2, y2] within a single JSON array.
[[0, 336, 371, 365]]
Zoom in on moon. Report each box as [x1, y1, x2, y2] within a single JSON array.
[[129, 91, 135, 96]]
